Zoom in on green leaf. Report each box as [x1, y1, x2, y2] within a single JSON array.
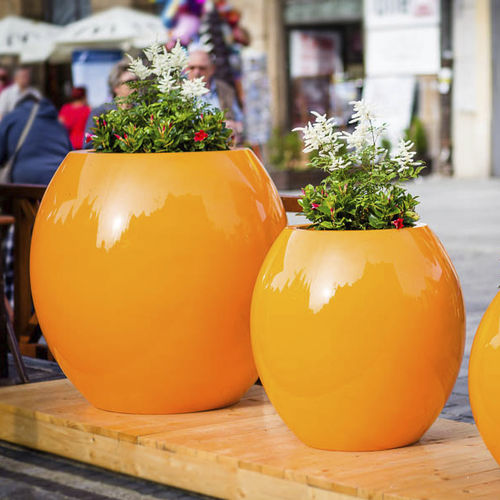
[[368, 214, 387, 229]]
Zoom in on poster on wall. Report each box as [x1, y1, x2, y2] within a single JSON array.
[[364, 0, 440, 76], [289, 30, 342, 78], [72, 50, 123, 108], [289, 30, 343, 128], [365, 26, 440, 76], [291, 76, 331, 129]]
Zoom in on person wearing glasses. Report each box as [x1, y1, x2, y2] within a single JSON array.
[[186, 48, 244, 145], [84, 59, 137, 146]]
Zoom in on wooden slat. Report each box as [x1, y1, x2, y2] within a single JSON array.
[[0, 183, 46, 200], [0, 183, 47, 361], [13, 198, 35, 341], [280, 194, 303, 212], [0, 215, 14, 226], [0, 380, 498, 500]]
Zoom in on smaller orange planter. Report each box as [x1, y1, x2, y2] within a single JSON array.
[[251, 225, 465, 451], [469, 291, 500, 465]]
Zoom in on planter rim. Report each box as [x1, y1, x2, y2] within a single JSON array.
[[286, 223, 428, 233], [70, 148, 251, 157]]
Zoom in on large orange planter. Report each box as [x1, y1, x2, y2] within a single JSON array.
[[469, 291, 500, 465], [30, 149, 286, 414], [251, 225, 465, 451]]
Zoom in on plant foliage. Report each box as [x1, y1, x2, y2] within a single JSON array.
[[294, 101, 425, 230], [404, 116, 428, 156], [89, 42, 232, 153], [267, 129, 302, 171]]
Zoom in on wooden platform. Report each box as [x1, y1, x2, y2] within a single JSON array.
[[0, 380, 498, 499]]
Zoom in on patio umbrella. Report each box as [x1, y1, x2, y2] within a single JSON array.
[[52, 6, 168, 61], [0, 16, 62, 63]]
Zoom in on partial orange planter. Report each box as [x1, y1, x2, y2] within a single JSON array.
[[469, 291, 500, 465], [251, 225, 465, 451], [30, 149, 286, 414]]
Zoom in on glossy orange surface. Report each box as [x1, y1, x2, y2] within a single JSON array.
[[31, 149, 286, 414], [469, 291, 500, 465], [251, 225, 465, 451]]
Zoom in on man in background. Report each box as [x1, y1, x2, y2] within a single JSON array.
[[84, 59, 137, 144], [186, 48, 243, 144], [0, 67, 40, 120]]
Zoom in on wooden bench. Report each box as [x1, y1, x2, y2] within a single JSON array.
[[0, 183, 48, 360], [0, 183, 302, 361], [0, 214, 29, 382]]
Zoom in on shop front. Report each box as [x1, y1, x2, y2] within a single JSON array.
[[284, 0, 363, 129]]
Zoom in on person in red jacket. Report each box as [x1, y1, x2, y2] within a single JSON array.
[[58, 87, 90, 150]]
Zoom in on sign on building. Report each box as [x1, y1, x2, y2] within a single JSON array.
[[364, 0, 441, 76], [363, 0, 440, 147]]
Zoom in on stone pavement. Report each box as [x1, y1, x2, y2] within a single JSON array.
[[1, 175, 499, 498], [409, 177, 500, 424]]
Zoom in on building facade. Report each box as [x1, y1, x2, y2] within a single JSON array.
[[452, 0, 492, 178], [2, 0, 498, 177]]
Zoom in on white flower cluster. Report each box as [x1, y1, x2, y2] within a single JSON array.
[[293, 112, 349, 170], [394, 139, 421, 172], [127, 57, 151, 80], [180, 77, 209, 99], [294, 100, 421, 174], [293, 111, 338, 153], [127, 40, 209, 101], [139, 40, 188, 77], [343, 100, 385, 152], [157, 71, 178, 93], [349, 100, 377, 125]]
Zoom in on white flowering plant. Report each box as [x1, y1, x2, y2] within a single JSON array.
[[90, 42, 232, 153], [294, 101, 425, 230]]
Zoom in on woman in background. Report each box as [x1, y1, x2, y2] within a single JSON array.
[[58, 86, 90, 150]]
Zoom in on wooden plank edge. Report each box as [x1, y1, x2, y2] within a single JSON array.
[[0, 381, 269, 445], [279, 194, 303, 213], [0, 409, 359, 500]]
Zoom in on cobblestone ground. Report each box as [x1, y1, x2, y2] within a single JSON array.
[[1, 176, 498, 497], [0, 440, 212, 500]]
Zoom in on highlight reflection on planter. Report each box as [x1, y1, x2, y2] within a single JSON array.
[[251, 225, 465, 451], [469, 291, 500, 465], [31, 149, 286, 414]]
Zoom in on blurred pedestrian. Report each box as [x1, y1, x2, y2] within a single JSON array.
[[0, 91, 72, 305], [59, 86, 90, 150], [186, 48, 243, 144], [84, 59, 137, 145], [0, 92, 71, 184], [0, 68, 10, 95], [0, 67, 41, 120]]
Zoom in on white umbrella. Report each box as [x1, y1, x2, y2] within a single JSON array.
[[53, 6, 167, 58], [0, 16, 62, 63]]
